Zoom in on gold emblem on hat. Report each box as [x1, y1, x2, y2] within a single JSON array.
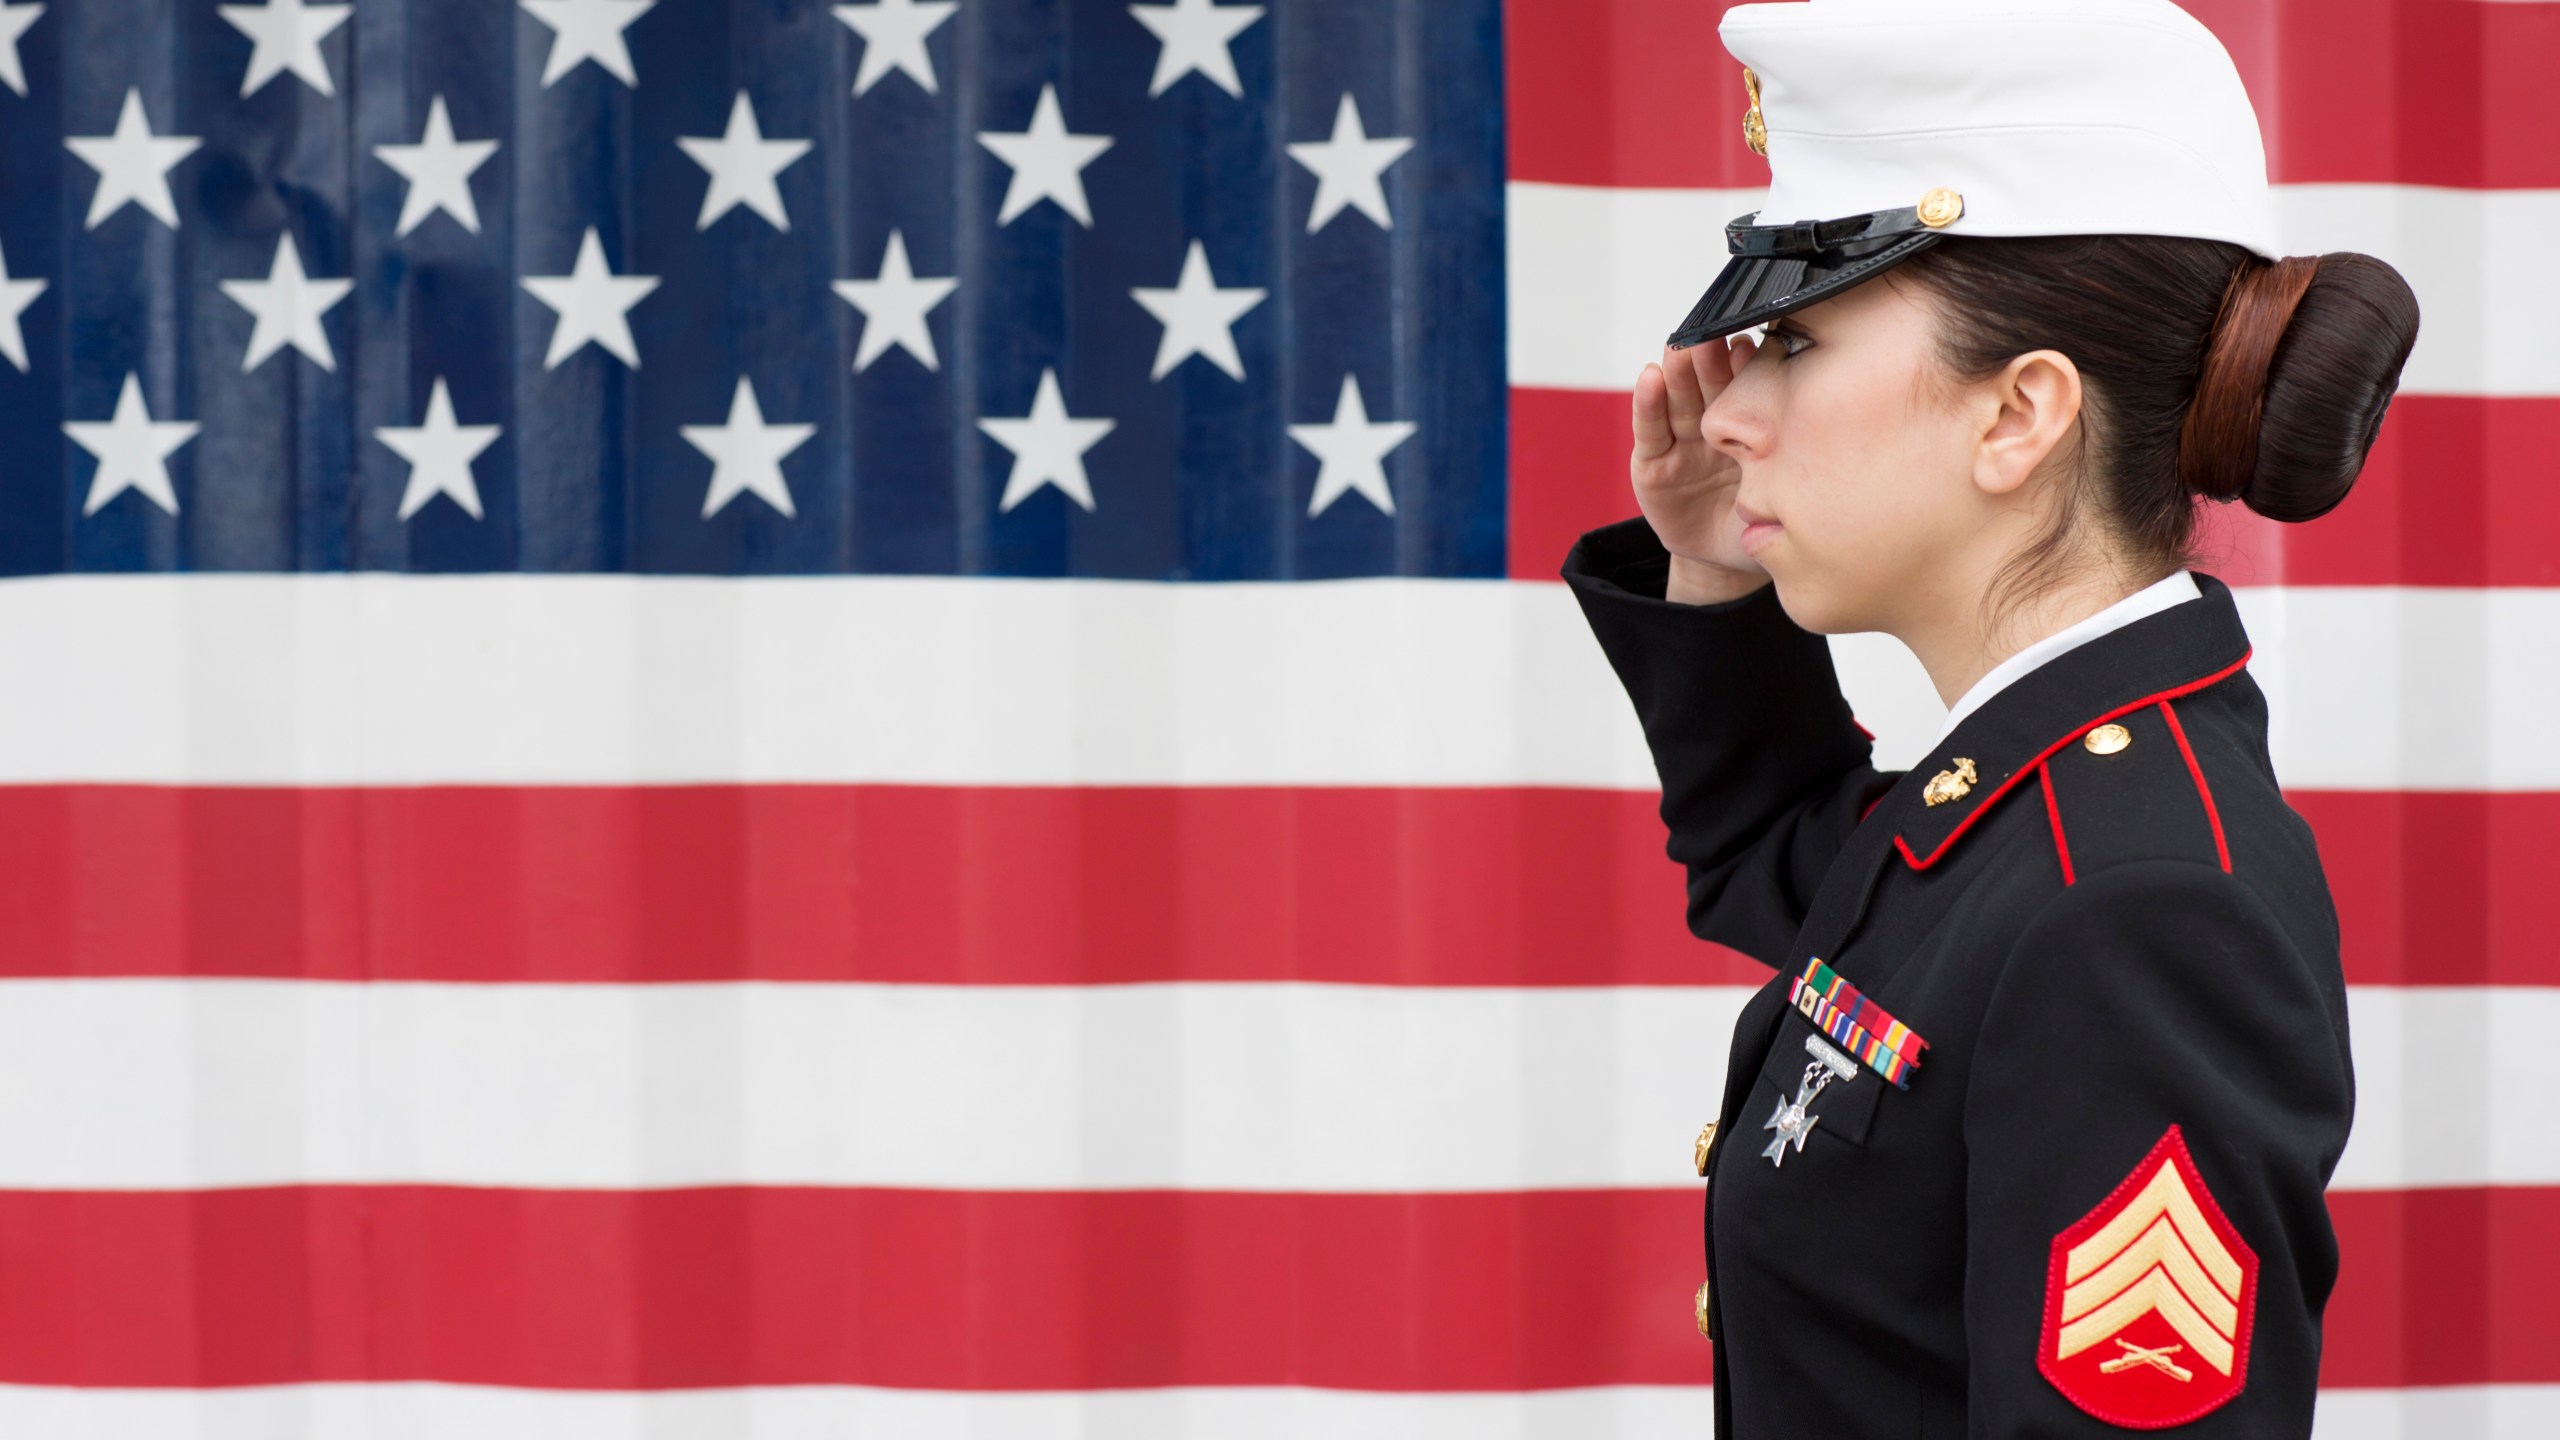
[[1922, 756, 1978, 807], [1917, 187, 1965, 228], [1741, 66, 1768, 157], [1695, 1279, 1714, 1338], [2084, 723, 2132, 755], [1693, 1120, 1719, 1176]]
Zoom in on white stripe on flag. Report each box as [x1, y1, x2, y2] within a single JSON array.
[[1505, 182, 2560, 397], [2314, 1385, 2560, 1440], [0, 1382, 2548, 1439], [0, 575, 2553, 790], [0, 979, 2537, 1192]]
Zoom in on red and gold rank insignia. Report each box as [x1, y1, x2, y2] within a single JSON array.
[[2038, 1126, 2259, 1428]]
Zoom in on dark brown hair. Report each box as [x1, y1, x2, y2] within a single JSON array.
[[1894, 234, 2419, 623]]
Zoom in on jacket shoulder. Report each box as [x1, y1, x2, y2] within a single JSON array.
[[2034, 681, 2305, 894]]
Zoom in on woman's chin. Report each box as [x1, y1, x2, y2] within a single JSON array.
[[1764, 573, 1854, 636]]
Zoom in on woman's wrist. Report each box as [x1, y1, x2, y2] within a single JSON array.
[[1665, 553, 1773, 606]]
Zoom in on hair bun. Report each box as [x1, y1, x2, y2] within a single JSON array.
[[2177, 252, 2420, 522]]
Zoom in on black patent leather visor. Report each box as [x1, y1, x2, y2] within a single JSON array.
[[1665, 202, 1951, 349]]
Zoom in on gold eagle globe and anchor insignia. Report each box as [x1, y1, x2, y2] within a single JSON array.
[[1741, 66, 1768, 156], [1922, 756, 1978, 806]]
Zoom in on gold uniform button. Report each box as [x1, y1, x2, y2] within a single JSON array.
[[2084, 723, 2133, 755], [1916, 187, 1965, 228], [1693, 1120, 1719, 1176], [1695, 1279, 1714, 1338]]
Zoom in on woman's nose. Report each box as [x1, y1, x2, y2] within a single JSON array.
[[1700, 372, 1771, 460]]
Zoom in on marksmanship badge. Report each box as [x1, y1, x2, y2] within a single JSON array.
[[1761, 1034, 1859, 1166]]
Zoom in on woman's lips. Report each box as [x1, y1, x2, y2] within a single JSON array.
[[1740, 520, 1783, 555]]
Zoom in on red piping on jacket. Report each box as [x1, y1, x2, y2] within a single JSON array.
[[2158, 698, 2233, 873], [2037, 761, 2074, 886], [1893, 649, 2252, 871]]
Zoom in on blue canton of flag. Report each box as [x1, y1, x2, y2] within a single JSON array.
[[0, 0, 1507, 579]]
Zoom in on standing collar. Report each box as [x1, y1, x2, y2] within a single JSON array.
[[1890, 569, 2252, 871], [1926, 569, 2203, 751]]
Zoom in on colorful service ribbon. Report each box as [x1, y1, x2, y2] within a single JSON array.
[[1788, 958, 1929, 1089]]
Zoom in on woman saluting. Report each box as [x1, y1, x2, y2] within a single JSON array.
[[1560, 0, 2418, 1434]]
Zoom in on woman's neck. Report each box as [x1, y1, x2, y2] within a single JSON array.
[[1901, 562, 2157, 711]]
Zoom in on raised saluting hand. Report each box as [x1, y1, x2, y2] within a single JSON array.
[[1629, 336, 1772, 604]]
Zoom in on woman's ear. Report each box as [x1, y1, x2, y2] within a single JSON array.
[[1973, 349, 2084, 497]]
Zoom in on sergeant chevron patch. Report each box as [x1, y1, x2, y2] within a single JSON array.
[[2039, 1126, 2258, 1428]]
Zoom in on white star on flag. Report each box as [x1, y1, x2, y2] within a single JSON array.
[[0, 240, 45, 373], [0, 2, 45, 99], [65, 372, 198, 517], [218, 0, 350, 98], [1286, 92, 1413, 233], [378, 377, 502, 522], [374, 96, 499, 236], [678, 91, 812, 231], [522, 227, 661, 369], [522, 0, 655, 88], [1129, 0, 1263, 98], [64, 89, 202, 231], [684, 377, 816, 519], [977, 84, 1114, 227], [980, 368, 1115, 513], [833, 0, 958, 97], [1131, 240, 1265, 381], [219, 232, 353, 373], [1288, 373, 1415, 517], [834, 229, 958, 373]]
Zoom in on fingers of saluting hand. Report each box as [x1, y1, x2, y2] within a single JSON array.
[[1631, 359, 1677, 461], [1662, 342, 1710, 438], [1637, 336, 1758, 460], [1634, 341, 1716, 460]]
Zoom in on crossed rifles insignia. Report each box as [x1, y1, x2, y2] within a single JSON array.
[[2100, 1339, 2196, 1383]]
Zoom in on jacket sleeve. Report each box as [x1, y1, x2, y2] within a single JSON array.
[[1963, 859, 2355, 1437], [1559, 515, 1894, 967]]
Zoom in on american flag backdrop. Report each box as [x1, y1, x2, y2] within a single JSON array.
[[0, 0, 2552, 1433]]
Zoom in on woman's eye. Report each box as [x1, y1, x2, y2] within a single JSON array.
[[1767, 326, 1811, 358]]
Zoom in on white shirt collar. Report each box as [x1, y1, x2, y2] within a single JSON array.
[[1924, 569, 2204, 751]]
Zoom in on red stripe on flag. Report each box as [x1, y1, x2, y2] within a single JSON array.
[[2, 784, 2551, 987], [2323, 1185, 2560, 1390], [1504, 0, 2560, 190], [0, 782, 1759, 988], [0, 1184, 2541, 1391], [0, 1186, 1709, 1392], [1509, 385, 1634, 584], [1508, 390, 2560, 591], [2302, 790, 2560, 989]]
